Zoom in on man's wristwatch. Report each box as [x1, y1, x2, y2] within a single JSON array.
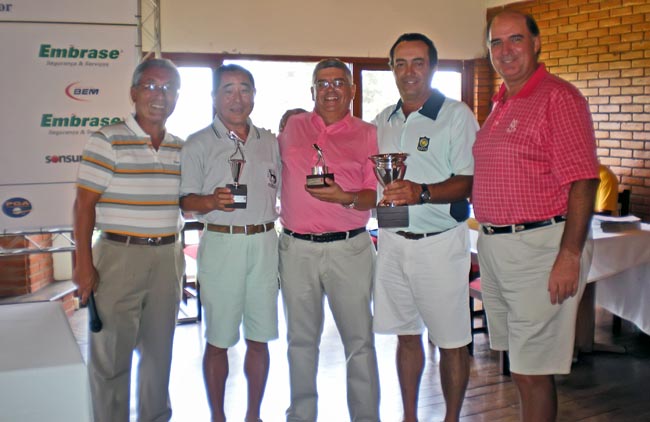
[[419, 183, 430, 204], [342, 192, 358, 209]]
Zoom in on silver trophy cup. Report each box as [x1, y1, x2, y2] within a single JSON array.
[[370, 153, 410, 228], [306, 144, 334, 188], [226, 131, 247, 209]]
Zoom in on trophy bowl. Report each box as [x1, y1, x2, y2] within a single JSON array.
[[369, 153, 409, 191], [369, 153, 410, 228]]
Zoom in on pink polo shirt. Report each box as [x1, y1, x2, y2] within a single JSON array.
[[279, 111, 378, 233], [472, 64, 599, 225]]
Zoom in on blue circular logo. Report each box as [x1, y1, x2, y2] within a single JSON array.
[[2, 197, 33, 218]]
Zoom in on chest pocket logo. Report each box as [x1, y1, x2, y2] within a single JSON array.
[[417, 136, 430, 152], [267, 169, 278, 188], [506, 119, 518, 133]]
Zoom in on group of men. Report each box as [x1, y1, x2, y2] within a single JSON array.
[[74, 10, 599, 422]]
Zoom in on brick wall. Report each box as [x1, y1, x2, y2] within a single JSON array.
[[0, 235, 54, 297], [485, 0, 650, 219]]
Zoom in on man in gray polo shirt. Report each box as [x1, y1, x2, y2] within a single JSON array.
[[180, 64, 281, 422]]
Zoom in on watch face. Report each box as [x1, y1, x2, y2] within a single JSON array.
[[420, 184, 430, 204]]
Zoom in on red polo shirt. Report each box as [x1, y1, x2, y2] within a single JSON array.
[[472, 64, 599, 225]]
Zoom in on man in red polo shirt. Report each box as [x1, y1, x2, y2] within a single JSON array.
[[472, 11, 599, 421]]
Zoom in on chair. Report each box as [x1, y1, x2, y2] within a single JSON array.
[[612, 189, 631, 333], [178, 220, 202, 324], [468, 252, 487, 356], [618, 189, 631, 217]]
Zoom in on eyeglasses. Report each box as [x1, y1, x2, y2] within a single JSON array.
[[314, 79, 350, 90], [138, 83, 178, 95]]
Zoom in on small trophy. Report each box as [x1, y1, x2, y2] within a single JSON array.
[[370, 153, 410, 228], [226, 131, 247, 209], [306, 143, 334, 188]]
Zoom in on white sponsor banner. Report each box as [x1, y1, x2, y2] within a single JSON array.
[[0, 184, 76, 230], [0, 22, 137, 230], [0, 0, 136, 25]]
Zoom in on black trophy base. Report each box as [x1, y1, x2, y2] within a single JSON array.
[[226, 184, 247, 209], [306, 173, 334, 188], [377, 205, 409, 228]]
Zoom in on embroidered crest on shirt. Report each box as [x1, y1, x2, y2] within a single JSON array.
[[267, 169, 277, 188], [506, 119, 518, 133], [417, 136, 430, 152]]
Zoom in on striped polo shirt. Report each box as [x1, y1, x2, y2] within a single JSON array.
[[76, 114, 184, 237]]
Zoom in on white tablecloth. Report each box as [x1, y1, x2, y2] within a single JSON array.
[[470, 221, 650, 335], [590, 222, 650, 334], [0, 302, 93, 422]]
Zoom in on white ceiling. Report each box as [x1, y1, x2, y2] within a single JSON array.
[[485, 0, 531, 7]]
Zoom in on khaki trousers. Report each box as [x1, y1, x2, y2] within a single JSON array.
[[89, 238, 184, 422], [279, 232, 380, 422]]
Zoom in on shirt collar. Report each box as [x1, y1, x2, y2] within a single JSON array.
[[125, 113, 173, 143], [309, 110, 353, 131], [493, 63, 547, 103], [211, 116, 260, 141], [125, 114, 146, 136], [387, 89, 446, 122]]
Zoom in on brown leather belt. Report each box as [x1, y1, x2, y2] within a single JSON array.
[[101, 232, 178, 246], [205, 222, 275, 235]]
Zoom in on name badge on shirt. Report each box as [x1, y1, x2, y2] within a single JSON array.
[[417, 136, 430, 152]]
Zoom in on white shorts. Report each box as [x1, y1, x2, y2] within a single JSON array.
[[477, 222, 593, 375], [373, 224, 471, 349]]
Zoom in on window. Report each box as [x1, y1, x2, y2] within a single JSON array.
[[223, 59, 316, 134], [163, 54, 472, 137], [165, 67, 213, 139]]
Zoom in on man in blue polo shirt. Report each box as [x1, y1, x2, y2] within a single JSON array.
[[372, 33, 479, 422]]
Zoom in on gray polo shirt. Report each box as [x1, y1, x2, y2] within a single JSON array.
[[180, 117, 281, 225]]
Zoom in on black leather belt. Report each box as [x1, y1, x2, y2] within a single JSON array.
[[481, 216, 566, 235], [206, 222, 275, 235], [283, 227, 366, 243], [395, 230, 444, 240], [101, 232, 178, 246]]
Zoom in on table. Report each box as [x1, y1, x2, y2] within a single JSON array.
[[0, 301, 93, 422], [578, 221, 650, 351]]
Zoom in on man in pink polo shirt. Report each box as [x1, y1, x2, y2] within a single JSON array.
[[472, 11, 599, 421], [278, 58, 380, 422]]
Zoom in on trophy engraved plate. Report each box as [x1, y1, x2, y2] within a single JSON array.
[[370, 153, 410, 228], [226, 131, 247, 209], [306, 143, 334, 188]]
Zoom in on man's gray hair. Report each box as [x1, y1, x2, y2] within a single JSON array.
[[312, 58, 352, 85], [131, 58, 181, 88]]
